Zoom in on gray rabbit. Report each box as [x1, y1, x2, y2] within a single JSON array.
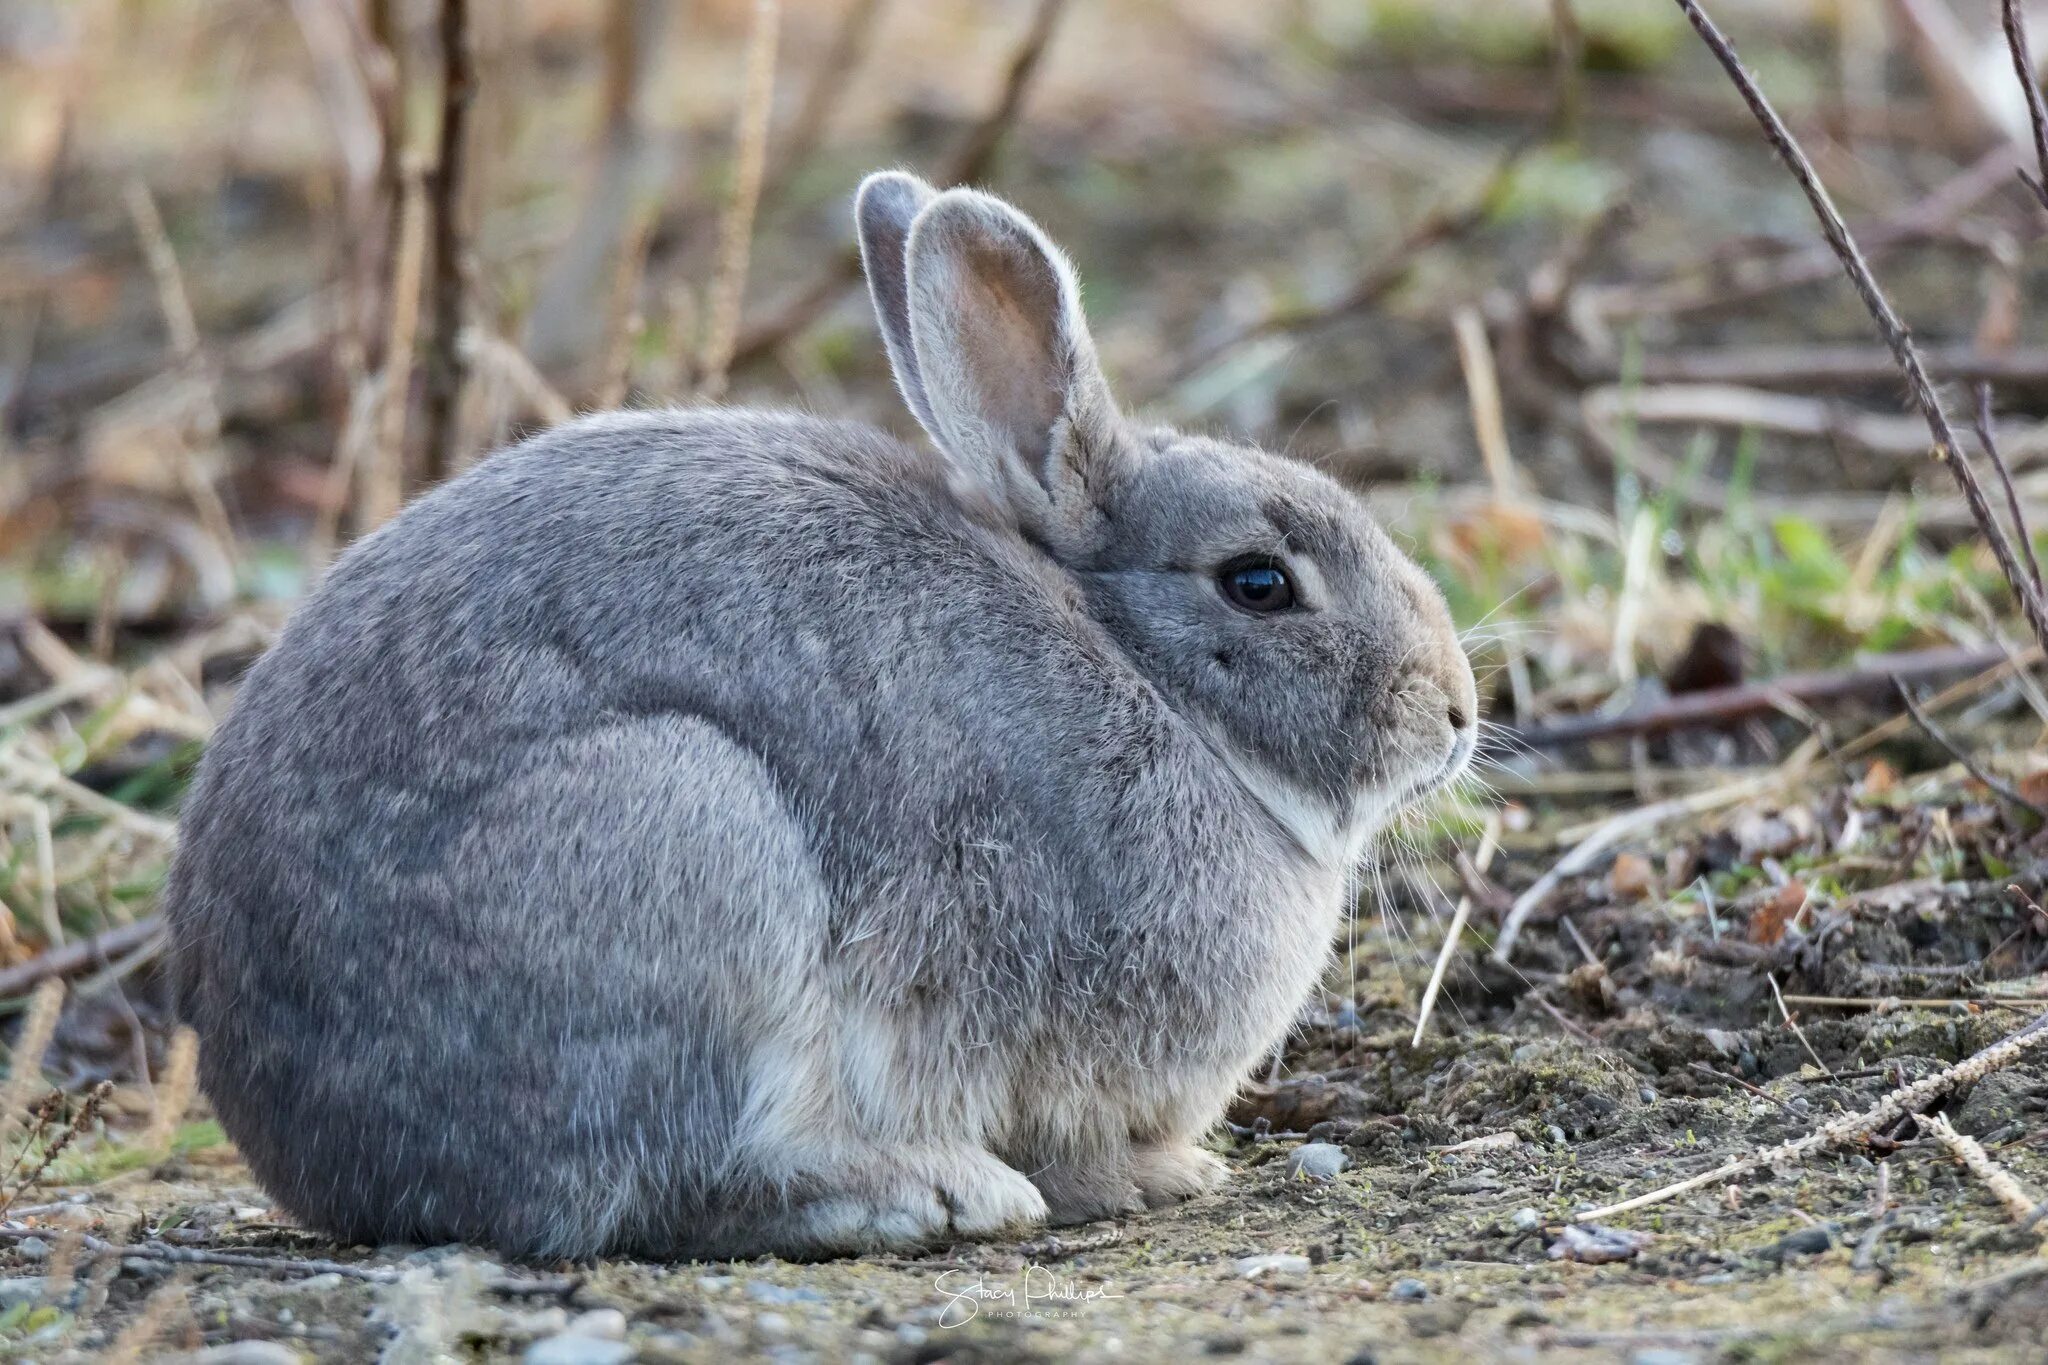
[[165, 172, 1477, 1260]]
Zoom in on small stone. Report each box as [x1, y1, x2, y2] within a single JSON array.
[[1343, 1351, 1379, 1365], [1772, 1225, 1833, 1258], [1549, 1223, 1652, 1264], [524, 1334, 634, 1365], [757, 1312, 790, 1336], [1546, 1126, 1567, 1146], [297, 1273, 343, 1293], [1390, 1277, 1428, 1302], [1628, 1352, 1700, 1365], [1234, 1253, 1312, 1279], [1286, 1143, 1348, 1182], [746, 1281, 826, 1305], [1609, 852, 1655, 900], [565, 1309, 628, 1340], [1511, 1207, 1541, 1232], [0, 1278, 42, 1307]]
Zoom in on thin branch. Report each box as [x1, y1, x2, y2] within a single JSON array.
[[729, 0, 1070, 368], [1575, 1007, 2048, 1223], [1919, 1112, 2046, 1235], [1673, 0, 2048, 657], [1412, 812, 1502, 1046], [0, 918, 163, 1000], [2001, 0, 2048, 209], [421, 0, 476, 486], [768, 0, 885, 189], [1972, 383, 2043, 595], [697, 0, 783, 400], [1894, 678, 2048, 821]]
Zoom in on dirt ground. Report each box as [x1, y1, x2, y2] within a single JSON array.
[[8, 1, 2048, 1360], [10, 755, 2048, 1363]]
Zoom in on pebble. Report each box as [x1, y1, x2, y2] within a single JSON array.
[[1234, 1253, 1311, 1279], [1546, 1126, 1567, 1146], [1390, 1277, 1429, 1302], [565, 1309, 629, 1340], [1773, 1225, 1834, 1258], [1629, 1351, 1700, 1365], [524, 1335, 634, 1365], [1286, 1143, 1348, 1182], [1511, 1207, 1541, 1232], [746, 1281, 826, 1305]]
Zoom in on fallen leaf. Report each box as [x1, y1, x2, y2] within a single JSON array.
[[1609, 852, 1655, 901], [1748, 881, 1808, 946]]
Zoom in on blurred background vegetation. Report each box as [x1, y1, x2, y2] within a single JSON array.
[[3, 0, 2048, 968]]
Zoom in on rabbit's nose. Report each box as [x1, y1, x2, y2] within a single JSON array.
[[1446, 701, 1470, 732]]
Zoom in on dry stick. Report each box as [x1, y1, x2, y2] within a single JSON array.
[[1575, 1007, 2048, 1223], [1893, 678, 2048, 821], [1919, 1112, 2046, 1234], [697, 0, 783, 401], [1785, 994, 2048, 1010], [1672, 0, 2048, 658], [1491, 754, 1811, 963], [121, 180, 239, 566], [144, 1026, 197, 1155], [421, 0, 476, 487], [728, 0, 1070, 369], [362, 158, 429, 533], [2001, 0, 2048, 209], [1971, 384, 2044, 595], [0, 918, 162, 1001], [768, 0, 885, 192], [1452, 308, 1518, 502], [0, 981, 62, 1135], [1768, 973, 1833, 1078], [1412, 812, 1502, 1046]]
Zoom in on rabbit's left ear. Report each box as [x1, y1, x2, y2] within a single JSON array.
[[855, 171, 940, 435], [901, 187, 1125, 531]]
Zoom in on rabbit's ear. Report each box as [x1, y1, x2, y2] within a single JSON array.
[[856, 171, 941, 433], [903, 188, 1122, 524]]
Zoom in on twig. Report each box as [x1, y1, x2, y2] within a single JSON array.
[[0, 918, 163, 1000], [2002, 0, 2048, 209], [1452, 308, 1517, 502], [729, 0, 1070, 368], [0, 982, 63, 1136], [362, 156, 429, 532], [1783, 994, 2048, 1011], [1492, 756, 1810, 963], [0, 753, 180, 844], [1574, 1006, 2048, 1222], [421, 0, 476, 486], [1893, 678, 2048, 821], [768, 0, 885, 190], [1971, 384, 2043, 595], [1919, 1112, 2046, 1234], [1412, 812, 1502, 1045], [1584, 343, 2048, 392], [697, 0, 782, 400], [1769, 973, 1833, 1077], [1511, 643, 2015, 747], [1672, 0, 2048, 657]]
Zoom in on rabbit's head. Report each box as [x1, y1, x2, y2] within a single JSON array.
[[858, 172, 1477, 868]]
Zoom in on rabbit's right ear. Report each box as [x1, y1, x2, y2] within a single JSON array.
[[856, 171, 941, 434]]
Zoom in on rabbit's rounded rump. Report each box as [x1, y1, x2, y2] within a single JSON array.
[[166, 174, 1477, 1261]]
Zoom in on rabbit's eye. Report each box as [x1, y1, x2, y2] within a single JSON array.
[[1218, 558, 1296, 614]]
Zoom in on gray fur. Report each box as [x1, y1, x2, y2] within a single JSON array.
[[165, 174, 1477, 1261]]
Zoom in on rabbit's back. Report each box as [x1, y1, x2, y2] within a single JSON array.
[[167, 410, 1228, 1254]]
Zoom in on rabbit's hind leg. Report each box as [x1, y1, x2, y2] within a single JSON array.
[[763, 1143, 1047, 1256], [1130, 1142, 1227, 1208]]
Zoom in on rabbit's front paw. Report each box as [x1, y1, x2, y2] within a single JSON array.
[[1131, 1142, 1227, 1209], [1029, 1160, 1146, 1227], [790, 1146, 1046, 1253]]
